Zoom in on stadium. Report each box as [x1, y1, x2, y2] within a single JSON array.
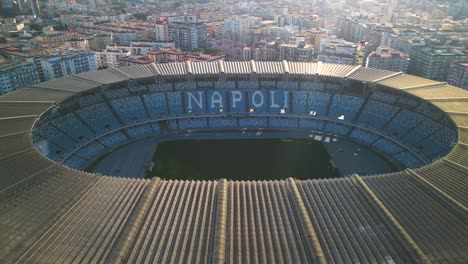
[[0, 61, 466, 263]]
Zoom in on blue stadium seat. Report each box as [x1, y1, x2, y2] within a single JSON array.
[[51, 113, 94, 140], [328, 94, 364, 120], [75, 141, 105, 160], [98, 131, 127, 148], [308, 91, 331, 116], [298, 119, 325, 131], [357, 100, 397, 129], [76, 103, 120, 133], [110, 96, 147, 123], [239, 116, 267, 128], [269, 117, 297, 128], [143, 93, 167, 117], [126, 124, 154, 138]]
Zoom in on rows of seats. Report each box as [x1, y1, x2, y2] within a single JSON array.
[[416, 101, 444, 120], [76, 103, 120, 133], [150, 122, 160, 134], [301, 82, 325, 90], [178, 118, 209, 130], [358, 100, 398, 129], [292, 91, 308, 114], [51, 112, 94, 140], [261, 80, 276, 88], [370, 91, 398, 104], [328, 94, 364, 120], [197, 81, 213, 89], [77, 94, 103, 107], [209, 117, 237, 128], [75, 141, 105, 160], [395, 95, 419, 109], [299, 119, 325, 131], [148, 83, 173, 92], [278, 81, 298, 90], [403, 119, 442, 145], [393, 151, 423, 168], [175, 81, 196, 91], [129, 85, 148, 93], [62, 155, 87, 169], [126, 124, 154, 138], [385, 109, 424, 137], [104, 88, 130, 99], [324, 122, 350, 136], [98, 131, 128, 148], [33, 122, 76, 149], [308, 91, 331, 116], [416, 127, 457, 159], [168, 120, 178, 130], [372, 138, 404, 155], [34, 138, 63, 159], [110, 96, 147, 123], [166, 92, 183, 114], [237, 80, 258, 89], [143, 93, 167, 117], [269, 117, 297, 128], [239, 116, 267, 128], [215, 81, 236, 90], [349, 128, 379, 145]]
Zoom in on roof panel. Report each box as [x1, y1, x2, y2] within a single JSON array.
[[376, 74, 440, 89], [191, 61, 220, 75], [76, 69, 129, 84], [255, 61, 284, 74], [224, 61, 251, 74], [348, 67, 395, 82], [319, 63, 356, 78], [0, 116, 37, 136], [0, 102, 53, 118], [407, 85, 468, 100], [0, 87, 73, 102]]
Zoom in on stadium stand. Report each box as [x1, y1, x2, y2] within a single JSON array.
[[0, 61, 466, 263], [328, 94, 364, 120], [75, 103, 121, 133], [357, 100, 398, 129], [110, 96, 147, 123]]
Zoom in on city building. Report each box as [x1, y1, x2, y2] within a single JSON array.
[[169, 21, 207, 51], [448, 62, 468, 90], [366, 47, 410, 72], [40, 51, 96, 81], [265, 38, 313, 62], [318, 37, 357, 65], [0, 60, 40, 95], [409, 48, 468, 81], [147, 48, 224, 63], [94, 50, 129, 68], [357, 40, 373, 67], [155, 19, 169, 42]]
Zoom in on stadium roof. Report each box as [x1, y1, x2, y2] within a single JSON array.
[[0, 61, 467, 263]]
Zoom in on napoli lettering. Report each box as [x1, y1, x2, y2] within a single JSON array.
[[184, 90, 289, 112]]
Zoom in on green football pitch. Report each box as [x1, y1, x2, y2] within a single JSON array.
[[148, 139, 339, 181]]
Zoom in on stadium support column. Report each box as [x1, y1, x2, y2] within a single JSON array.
[[286, 178, 326, 264], [107, 178, 162, 264], [212, 179, 228, 264]]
